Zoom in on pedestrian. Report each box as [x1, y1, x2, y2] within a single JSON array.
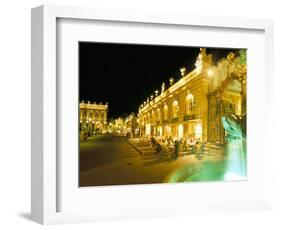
[[196, 142, 204, 160], [155, 142, 162, 154], [151, 136, 157, 147], [126, 132, 130, 140], [182, 138, 187, 153], [172, 140, 179, 159], [178, 138, 183, 156], [161, 139, 167, 154]]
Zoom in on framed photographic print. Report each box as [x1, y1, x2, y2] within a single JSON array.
[[78, 43, 247, 186], [31, 5, 274, 224]]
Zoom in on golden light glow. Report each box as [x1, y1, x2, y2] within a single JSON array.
[[173, 100, 178, 106], [165, 125, 171, 136], [178, 124, 184, 138], [135, 48, 246, 144], [163, 104, 168, 121], [145, 124, 151, 136], [186, 93, 194, 100], [207, 69, 214, 76], [195, 123, 202, 139], [173, 100, 179, 118]]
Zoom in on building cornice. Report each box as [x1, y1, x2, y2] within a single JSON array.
[[139, 69, 201, 115], [80, 102, 108, 110]]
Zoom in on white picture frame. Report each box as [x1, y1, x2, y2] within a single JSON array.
[[31, 5, 274, 225]]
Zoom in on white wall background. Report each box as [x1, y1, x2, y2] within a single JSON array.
[[0, 0, 280, 229]]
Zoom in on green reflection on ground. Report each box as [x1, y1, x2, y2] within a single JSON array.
[[164, 114, 247, 183]]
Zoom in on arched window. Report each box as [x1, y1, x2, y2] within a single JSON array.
[[163, 104, 168, 121], [157, 108, 161, 122], [147, 112, 151, 123], [223, 100, 234, 114], [151, 110, 156, 123], [82, 109, 87, 118], [172, 100, 179, 118], [89, 110, 93, 118], [95, 111, 99, 119], [186, 94, 195, 115], [100, 112, 104, 119]]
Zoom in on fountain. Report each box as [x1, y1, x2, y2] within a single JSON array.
[[221, 114, 247, 181], [164, 114, 247, 183]]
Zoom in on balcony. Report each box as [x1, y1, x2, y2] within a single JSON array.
[[184, 114, 197, 121], [171, 117, 179, 123]]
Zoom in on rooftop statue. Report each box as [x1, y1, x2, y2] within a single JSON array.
[[195, 48, 213, 74], [161, 82, 165, 94]]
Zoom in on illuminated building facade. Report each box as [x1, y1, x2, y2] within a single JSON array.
[[106, 117, 126, 134], [80, 101, 108, 133], [124, 113, 139, 138], [138, 48, 246, 144]]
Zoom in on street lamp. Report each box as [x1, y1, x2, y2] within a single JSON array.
[[207, 69, 214, 77]]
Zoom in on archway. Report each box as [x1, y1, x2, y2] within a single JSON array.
[[208, 75, 245, 144]]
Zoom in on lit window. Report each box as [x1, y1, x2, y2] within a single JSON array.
[[163, 105, 168, 121], [152, 110, 156, 123], [186, 94, 195, 115], [157, 108, 161, 122], [195, 123, 202, 139], [173, 100, 179, 118], [147, 113, 151, 123]]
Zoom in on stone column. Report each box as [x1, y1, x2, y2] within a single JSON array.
[[202, 77, 210, 142]]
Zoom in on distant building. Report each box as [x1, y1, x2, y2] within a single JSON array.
[[124, 113, 139, 138], [80, 101, 108, 133], [107, 117, 126, 135], [138, 48, 246, 144]]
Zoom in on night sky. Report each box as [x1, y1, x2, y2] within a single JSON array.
[[79, 42, 239, 119]]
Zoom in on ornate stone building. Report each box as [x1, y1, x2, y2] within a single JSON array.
[[207, 51, 246, 144], [79, 101, 108, 133], [124, 113, 139, 138], [138, 48, 246, 144], [107, 117, 125, 135]]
